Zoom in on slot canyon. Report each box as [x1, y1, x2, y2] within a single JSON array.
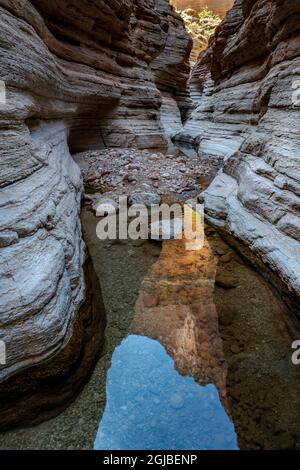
[[0, 0, 299, 451]]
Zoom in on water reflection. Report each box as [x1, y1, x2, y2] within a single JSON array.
[[94, 335, 238, 450], [95, 233, 238, 450], [91, 171, 300, 451], [131, 237, 228, 409]]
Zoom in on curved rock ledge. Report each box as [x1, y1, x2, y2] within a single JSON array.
[[0, 255, 106, 432], [0, 0, 191, 428]]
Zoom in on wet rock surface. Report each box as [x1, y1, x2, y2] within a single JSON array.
[[1, 207, 300, 449], [131, 235, 228, 409], [211, 231, 300, 450]]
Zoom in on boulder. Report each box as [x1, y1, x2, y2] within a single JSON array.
[[129, 192, 161, 208]]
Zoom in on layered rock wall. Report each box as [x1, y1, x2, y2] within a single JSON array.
[[175, 0, 300, 304], [0, 0, 190, 428]]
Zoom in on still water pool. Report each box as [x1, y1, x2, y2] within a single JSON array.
[[94, 335, 238, 450], [1, 150, 300, 450]]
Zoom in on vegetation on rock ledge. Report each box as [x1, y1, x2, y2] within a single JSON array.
[[176, 7, 221, 61]]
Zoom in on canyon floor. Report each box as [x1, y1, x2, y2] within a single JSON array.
[[0, 0, 299, 451], [1, 146, 300, 450]]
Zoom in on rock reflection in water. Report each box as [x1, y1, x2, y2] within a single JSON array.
[[94, 335, 238, 450], [131, 236, 228, 409]]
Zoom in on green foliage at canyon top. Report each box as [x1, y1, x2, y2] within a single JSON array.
[[177, 7, 221, 61]]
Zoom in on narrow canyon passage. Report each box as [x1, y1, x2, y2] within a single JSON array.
[[1, 144, 300, 450], [0, 0, 300, 453]]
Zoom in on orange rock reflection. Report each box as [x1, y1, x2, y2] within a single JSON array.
[[131, 236, 228, 409]]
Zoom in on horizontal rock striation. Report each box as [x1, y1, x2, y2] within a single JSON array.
[[0, 256, 106, 431], [0, 0, 190, 428], [175, 0, 300, 305]]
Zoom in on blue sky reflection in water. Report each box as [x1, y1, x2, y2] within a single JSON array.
[[94, 335, 239, 450]]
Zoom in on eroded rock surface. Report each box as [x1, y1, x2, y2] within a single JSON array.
[[0, 0, 190, 429], [175, 0, 300, 303]]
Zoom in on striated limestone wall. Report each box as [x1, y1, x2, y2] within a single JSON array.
[[0, 0, 191, 429], [175, 0, 300, 305]]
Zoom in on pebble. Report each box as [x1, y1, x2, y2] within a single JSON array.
[[91, 196, 119, 217], [127, 176, 136, 183], [76, 148, 220, 212], [170, 393, 184, 409], [142, 293, 159, 308], [215, 272, 239, 289], [230, 343, 241, 355], [129, 192, 161, 207]]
